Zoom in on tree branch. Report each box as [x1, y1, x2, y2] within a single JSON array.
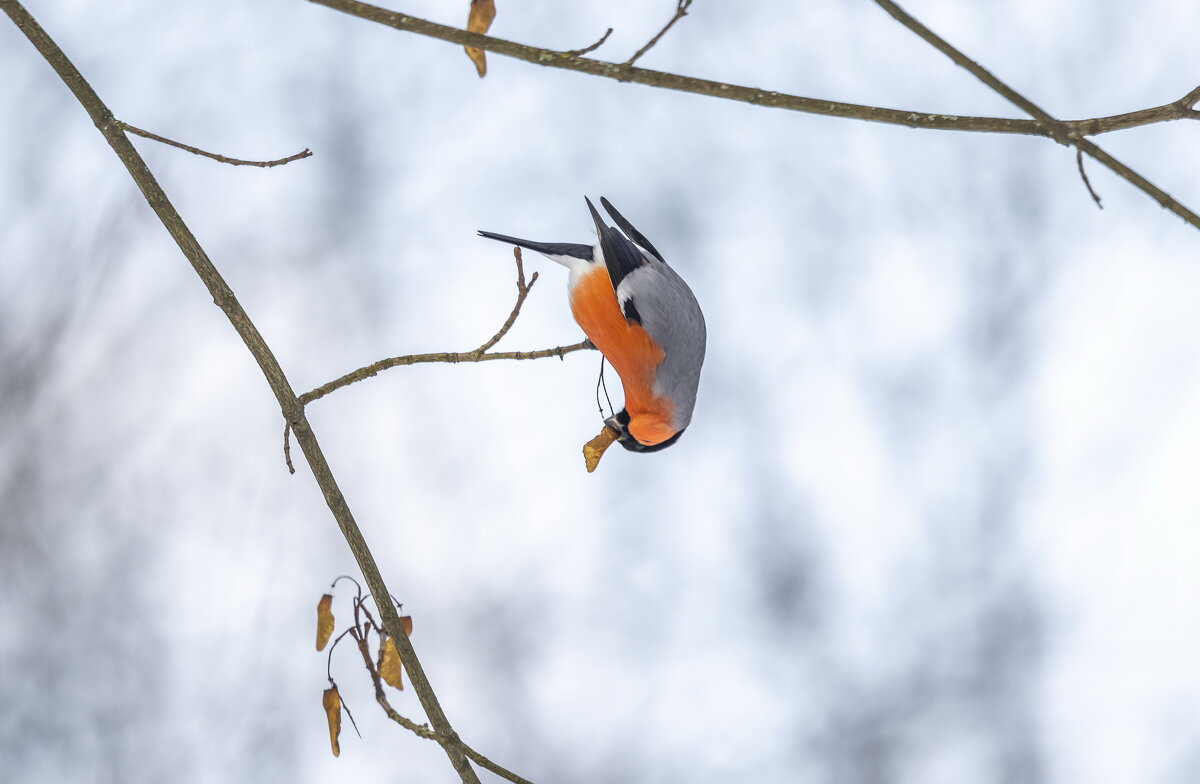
[[0, 2, 479, 781], [118, 121, 313, 167], [871, 0, 1200, 230], [306, 0, 1200, 139]]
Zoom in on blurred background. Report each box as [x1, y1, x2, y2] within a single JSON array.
[[2, 0, 1199, 781]]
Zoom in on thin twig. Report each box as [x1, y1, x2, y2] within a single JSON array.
[[565, 27, 612, 57], [284, 422, 296, 473], [625, 0, 692, 66], [0, 3, 479, 781], [306, 0, 1200, 139], [871, 0, 1200, 230], [1075, 148, 1103, 209], [460, 747, 538, 784], [473, 248, 538, 355], [118, 121, 312, 167]]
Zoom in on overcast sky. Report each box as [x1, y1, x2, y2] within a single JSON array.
[[2, 1, 1200, 782]]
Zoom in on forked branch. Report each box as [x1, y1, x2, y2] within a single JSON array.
[[283, 248, 595, 474], [871, 0, 1199, 229], [298, 248, 594, 408], [350, 627, 537, 784]]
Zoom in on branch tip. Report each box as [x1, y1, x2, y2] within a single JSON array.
[[625, 0, 692, 66], [118, 122, 312, 168], [1075, 147, 1103, 209], [283, 421, 296, 474], [565, 27, 612, 57]]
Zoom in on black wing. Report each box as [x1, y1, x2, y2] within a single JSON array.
[[601, 197, 665, 263], [585, 196, 643, 291]]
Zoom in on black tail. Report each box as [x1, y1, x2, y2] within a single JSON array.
[[477, 230, 592, 260]]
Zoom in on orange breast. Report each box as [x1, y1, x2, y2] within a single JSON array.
[[569, 267, 675, 444]]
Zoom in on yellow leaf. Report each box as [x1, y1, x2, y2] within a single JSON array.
[[315, 594, 334, 651], [322, 686, 342, 757], [583, 425, 619, 473], [464, 0, 496, 77], [400, 615, 413, 637], [378, 635, 404, 690]]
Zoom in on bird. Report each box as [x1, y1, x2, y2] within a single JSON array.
[[478, 197, 706, 452]]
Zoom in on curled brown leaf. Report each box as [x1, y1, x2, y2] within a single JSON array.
[[378, 635, 404, 690], [316, 594, 335, 651], [322, 685, 342, 757], [464, 0, 496, 77]]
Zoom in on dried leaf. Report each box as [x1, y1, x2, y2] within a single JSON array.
[[583, 425, 619, 472], [322, 686, 342, 757], [316, 594, 334, 651], [464, 0, 496, 77], [378, 635, 404, 690], [400, 615, 413, 637]]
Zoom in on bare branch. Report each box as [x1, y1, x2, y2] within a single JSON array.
[[118, 122, 312, 167], [306, 0, 1200, 139], [566, 27, 612, 57], [0, 2, 479, 781], [351, 630, 537, 784], [625, 0, 692, 66], [871, 0, 1200, 230]]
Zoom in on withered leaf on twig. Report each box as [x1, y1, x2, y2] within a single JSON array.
[[400, 614, 414, 637], [316, 594, 335, 651], [583, 425, 619, 472], [464, 0, 496, 77], [322, 685, 342, 757], [378, 635, 404, 690]]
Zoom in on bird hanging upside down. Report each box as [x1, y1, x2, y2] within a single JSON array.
[[479, 197, 706, 462]]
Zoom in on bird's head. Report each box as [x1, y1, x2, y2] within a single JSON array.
[[603, 409, 685, 453]]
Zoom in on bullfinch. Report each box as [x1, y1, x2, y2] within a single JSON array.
[[479, 197, 706, 452]]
